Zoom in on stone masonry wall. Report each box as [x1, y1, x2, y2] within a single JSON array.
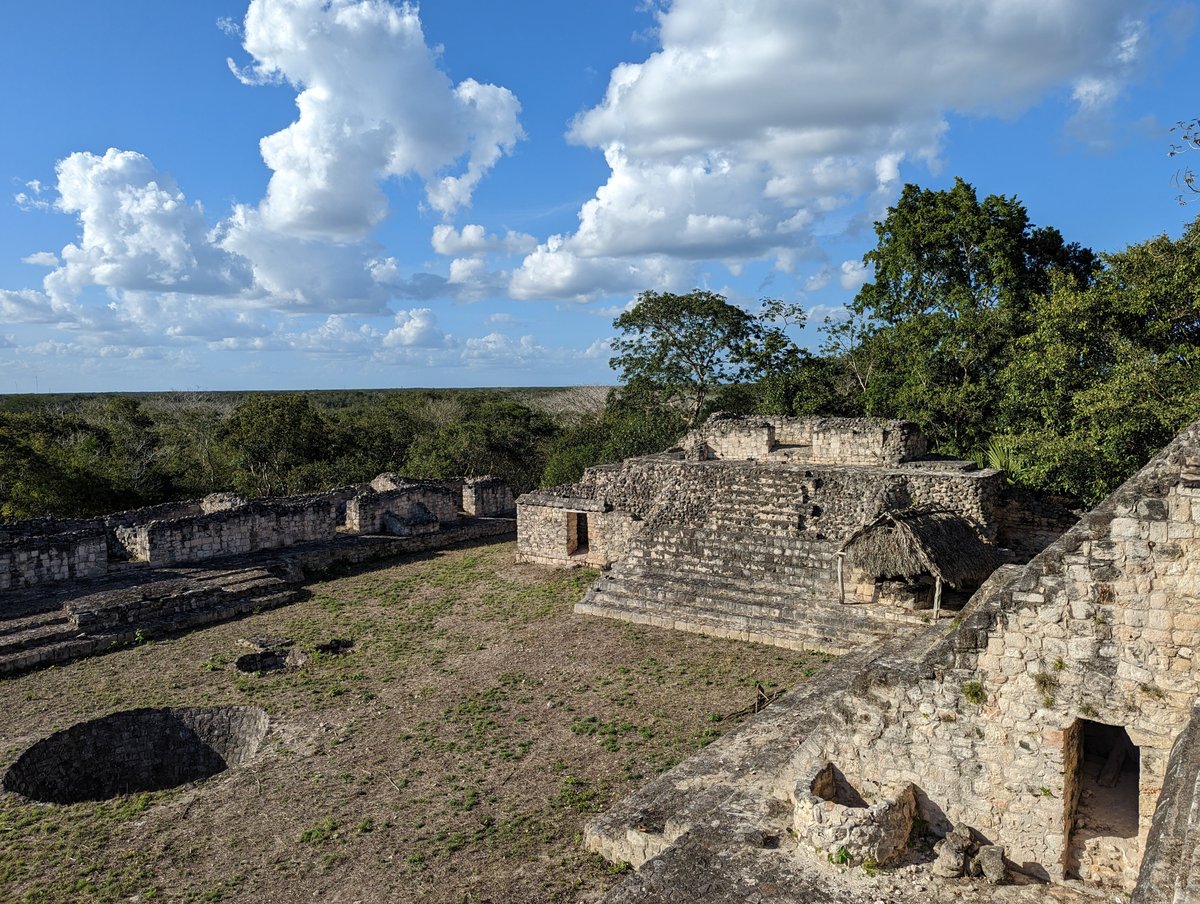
[[344, 484, 459, 534], [1, 473, 514, 591], [463, 476, 516, 517], [588, 457, 1003, 539], [140, 495, 340, 566], [793, 422, 1200, 890], [682, 415, 928, 465], [0, 527, 108, 592], [518, 456, 1004, 570], [995, 487, 1081, 560], [104, 501, 203, 560], [517, 503, 640, 568]]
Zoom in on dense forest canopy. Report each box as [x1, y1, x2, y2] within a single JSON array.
[[1, 179, 1196, 520]]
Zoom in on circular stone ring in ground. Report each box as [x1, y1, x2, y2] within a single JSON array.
[[1, 706, 269, 804]]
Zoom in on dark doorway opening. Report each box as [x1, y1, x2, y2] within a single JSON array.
[[1064, 719, 1140, 884], [568, 512, 589, 556]]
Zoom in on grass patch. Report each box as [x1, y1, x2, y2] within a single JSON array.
[[0, 540, 821, 903]]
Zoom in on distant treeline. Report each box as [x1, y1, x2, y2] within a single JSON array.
[[0, 387, 640, 520]]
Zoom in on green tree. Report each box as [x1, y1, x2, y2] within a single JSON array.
[[404, 399, 558, 493], [1000, 217, 1200, 503], [540, 383, 689, 487], [221, 394, 331, 497], [845, 177, 1095, 454], [610, 290, 806, 427]]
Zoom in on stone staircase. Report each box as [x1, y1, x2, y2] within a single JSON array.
[[576, 523, 929, 654], [0, 562, 303, 676], [0, 517, 517, 676]]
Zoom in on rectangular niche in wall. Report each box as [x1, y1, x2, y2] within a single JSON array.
[[1063, 719, 1140, 887], [567, 512, 590, 556]]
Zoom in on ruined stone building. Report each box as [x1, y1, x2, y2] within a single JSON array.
[[0, 474, 515, 675], [518, 415, 1200, 901], [519, 415, 1070, 652]]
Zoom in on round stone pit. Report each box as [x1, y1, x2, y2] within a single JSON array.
[[2, 706, 269, 804], [792, 761, 917, 866]]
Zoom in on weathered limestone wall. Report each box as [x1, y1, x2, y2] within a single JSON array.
[[806, 418, 928, 465], [794, 422, 1200, 890], [695, 417, 776, 460], [104, 501, 203, 561], [463, 476, 516, 517], [995, 488, 1080, 560], [1, 473, 514, 596], [140, 495, 340, 566], [0, 526, 108, 592], [345, 484, 459, 534], [592, 457, 1002, 538], [682, 415, 928, 465], [516, 501, 639, 568], [1133, 702, 1200, 904], [518, 455, 1004, 572]]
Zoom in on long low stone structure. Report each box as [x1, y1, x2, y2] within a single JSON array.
[[0, 524, 108, 591], [0, 516, 516, 676], [0, 473, 517, 595]]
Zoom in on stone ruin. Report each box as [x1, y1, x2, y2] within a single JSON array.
[[518, 415, 1074, 653], [0, 473, 516, 590], [0, 473, 516, 675], [2, 706, 268, 804], [519, 414, 1200, 901]]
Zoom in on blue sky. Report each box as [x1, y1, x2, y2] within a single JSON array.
[[0, 0, 1196, 393]]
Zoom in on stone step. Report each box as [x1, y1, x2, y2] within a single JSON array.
[[586, 577, 915, 636], [610, 574, 824, 614], [575, 593, 884, 654], [622, 550, 836, 583], [640, 525, 838, 554], [70, 571, 293, 632], [627, 531, 837, 558], [0, 607, 72, 639], [0, 620, 82, 655], [0, 586, 304, 677]]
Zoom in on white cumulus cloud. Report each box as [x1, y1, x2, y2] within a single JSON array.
[[43, 149, 252, 304], [383, 306, 446, 348], [232, 0, 523, 236], [839, 259, 869, 292], [431, 224, 536, 256], [513, 0, 1149, 298]]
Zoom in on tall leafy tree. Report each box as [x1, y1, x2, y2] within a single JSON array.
[[610, 290, 806, 427], [845, 177, 1095, 454], [1001, 217, 1200, 503]]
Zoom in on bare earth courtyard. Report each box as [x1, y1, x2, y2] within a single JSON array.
[[0, 540, 820, 903]]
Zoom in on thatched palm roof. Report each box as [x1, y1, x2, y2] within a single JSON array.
[[839, 506, 1000, 589]]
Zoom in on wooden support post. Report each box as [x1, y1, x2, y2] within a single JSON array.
[[836, 552, 845, 604], [933, 575, 943, 621]]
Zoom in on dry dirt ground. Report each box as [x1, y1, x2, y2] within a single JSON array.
[[0, 540, 827, 904]]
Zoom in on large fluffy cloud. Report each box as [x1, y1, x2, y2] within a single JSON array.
[[513, 0, 1148, 298], [1, 0, 525, 354], [232, 0, 523, 236], [43, 149, 252, 304]]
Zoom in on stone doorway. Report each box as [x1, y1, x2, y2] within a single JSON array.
[[1064, 719, 1140, 887], [568, 512, 590, 557]]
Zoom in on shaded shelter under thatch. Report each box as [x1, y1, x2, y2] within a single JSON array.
[[837, 506, 1002, 615]]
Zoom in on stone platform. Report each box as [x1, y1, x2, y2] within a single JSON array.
[[0, 518, 515, 676], [577, 522, 932, 654]]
